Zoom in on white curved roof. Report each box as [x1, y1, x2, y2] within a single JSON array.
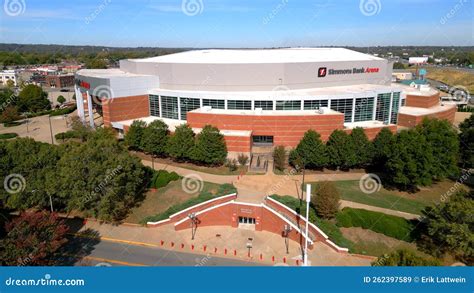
[[130, 48, 383, 64]]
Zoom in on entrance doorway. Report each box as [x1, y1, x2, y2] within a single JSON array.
[[238, 216, 256, 230], [252, 135, 273, 146]]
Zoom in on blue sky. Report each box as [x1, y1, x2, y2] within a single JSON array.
[[0, 0, 472, 47]]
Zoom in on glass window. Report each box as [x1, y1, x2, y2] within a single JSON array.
[[330, 98, 353, 122], [376, 93, 391, 123], [161, 96, 179, 120], [180, 97, 201, 120], [354, 97, 374, 122], [304, 99, 328, 110], [391, 92, 400, 124], [149, 95, 160, 117], [227, 100, 251, 110], [254, 100, 273, 110], [202, 99, 225, 109], [276, 100, 301, 110]]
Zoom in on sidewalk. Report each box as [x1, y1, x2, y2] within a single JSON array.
[[80, 220, 373, 266], [340, 200, 420, 220]]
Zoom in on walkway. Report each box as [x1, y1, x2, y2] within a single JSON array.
[[79, 220, 373, 266], [340, 200, 420, 220]]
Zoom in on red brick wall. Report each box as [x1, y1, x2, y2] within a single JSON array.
[[102, 95, 149, 126], [187, 112, 345, 148], [405, 92, 440, 108], [398, 105, 456, 128], [224, 135, 251, 152]]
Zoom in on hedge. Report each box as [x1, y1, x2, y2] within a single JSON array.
[[269, 194, 354, 250], [3, 121, 22, 127], [49, 105, 77, 116], [336, 208, 416, 242], [0, 133, 18, 139], [141, 183, 236, 224], [55, 130, 80, 140], [149, 170, 180, 189]]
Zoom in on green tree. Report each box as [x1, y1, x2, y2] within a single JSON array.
[[350, 127, 373, 168], [392, 62, 405, 70], [85, 58, 108, 69], [459, 113, 474, 168], [192, 125, 227, 166], [124, 120, 146, 151], [17, 84, 50, 113], [0, 106, 20, 123], [57, 95, 66, 105], [290, 130, 327, 170], [326, 130, 356, 170], [372, 249, 440, 266], [386, 129, 435, 190], [141, 120, 169, 157], [70, 116, 92, 142], [0, 211, 69, 266], [312, 181, 340, 219], [372, 127, 395, 167], [53, 129, 146, 222], [417, 191, 473, 265], [273, 145, 287, 172], [416, 118, 459, 179], [167, 124, 195, 161]]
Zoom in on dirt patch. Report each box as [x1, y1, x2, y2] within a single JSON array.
[[341, 227, 417, 257]]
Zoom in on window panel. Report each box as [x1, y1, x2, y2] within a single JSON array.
[[354, 97, 374, 122], [227, 100, 251, 110], [304, 99, 328, 110], [275, 100, 301, 110], [180, 97, 201, 120], [160, 96, 179, 120], [391, 92, 400, 124], [202, 99, 225, 109], [376, 93, 391, 123], [149, 95, 160, 117], [254, 100, 273, 110], [330, 98, 353, 122]]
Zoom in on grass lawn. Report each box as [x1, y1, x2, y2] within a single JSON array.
[[422, 68, 474, 93], [125, 179, 222, 224], [311, 179, 469, 215]]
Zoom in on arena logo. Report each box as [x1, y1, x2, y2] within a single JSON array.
[[75, 79, 91, 89], [318, 67, 379, 77]]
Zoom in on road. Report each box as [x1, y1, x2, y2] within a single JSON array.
[[65, 238, 260, 267]]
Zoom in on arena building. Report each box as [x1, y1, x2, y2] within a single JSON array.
[[74, 48, 455, 156]]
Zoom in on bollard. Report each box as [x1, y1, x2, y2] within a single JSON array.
[[214, 247, 217, 253], [171, 242, 174, 247], [203, 245, 207, 252], [234, 250, 237, 256], [191, 244, 194, 250], [283, 257, 286, 264], [224, 248, 227, 255], [247, 251, 250, 258], [181, 243, 184, 249], [272, 256, 275, 262], [160, 240, 164, 246], [260, 254, 263, 260], [296, 260, 299, 266]]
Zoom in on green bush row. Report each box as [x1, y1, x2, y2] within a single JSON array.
[[55, 130, 81, 140], [49, 106, 77, 116], [141, 183, 236, 224], [0, 133, 18, 139], [336, 208, 416, 242]]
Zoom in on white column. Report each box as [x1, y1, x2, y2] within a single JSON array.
[[373, 95, 378, 121], [177, 96, 181, 120], [74, 85, 85, 123], [158, 95, 162, 118], [86, 91, 95, 128], [388, 92, 393, 124], [303, 184, 311, 266], [351, 98, 356, 123]]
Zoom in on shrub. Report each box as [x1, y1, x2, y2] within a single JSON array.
[[336, 208, 416, 241], [191, 125, 227, 166], [312, 181, 340, 219], [55, 130, 80, 141], [273, 145, 286, 171], [372, 249, 441, 266], [289, 129, 327, 169], [49, 105, 76, 116], [3, 121, 22, 127], [225, 158, 238, 172], [0, 133, 18, 139], [149, 170, 180, 189], [237, 153, 249, 166]]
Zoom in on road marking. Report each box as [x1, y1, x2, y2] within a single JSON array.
[[82, 256, 147, 267], [71, 233, 161, 248]]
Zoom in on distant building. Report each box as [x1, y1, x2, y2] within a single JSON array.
[[0, 70, 18, 87], [392, 72, 413, 81], [45, 74, 75, 88], [408, 57, 429, 65]]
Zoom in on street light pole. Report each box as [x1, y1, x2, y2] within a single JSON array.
[[48, 115, 54, 144], [303, 184, 311, 266], [283, 224, 292, 254], [188, 213, 197, 240]]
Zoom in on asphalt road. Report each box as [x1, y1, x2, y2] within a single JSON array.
[[66, 238, 261, 267]]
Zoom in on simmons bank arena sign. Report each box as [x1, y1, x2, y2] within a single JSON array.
[[318, 67, 379, 77]]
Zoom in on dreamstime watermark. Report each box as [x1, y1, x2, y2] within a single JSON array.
[[182, 174, 204, 194], [181, 0, 203, 16], [5, 274, 85, 287], [84, 0, 112, 25], [448, 85, 472, 105], [262, 0, 289, 25], [83, 165, 123, 203], [91, 85, 115, 106], [438, 169, 472, 204], [359, 173, 381, 194], [3, 0, 26, 16], [440, 0, 467, 25], [194, 254, 212, 266], [95, 262, 112, 267], [359, 0, 381, 17], [17, 253, 34, 266], [0, 93, 17, 112], [267, 167, 298, 195], [3, 174, 26, 194]]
